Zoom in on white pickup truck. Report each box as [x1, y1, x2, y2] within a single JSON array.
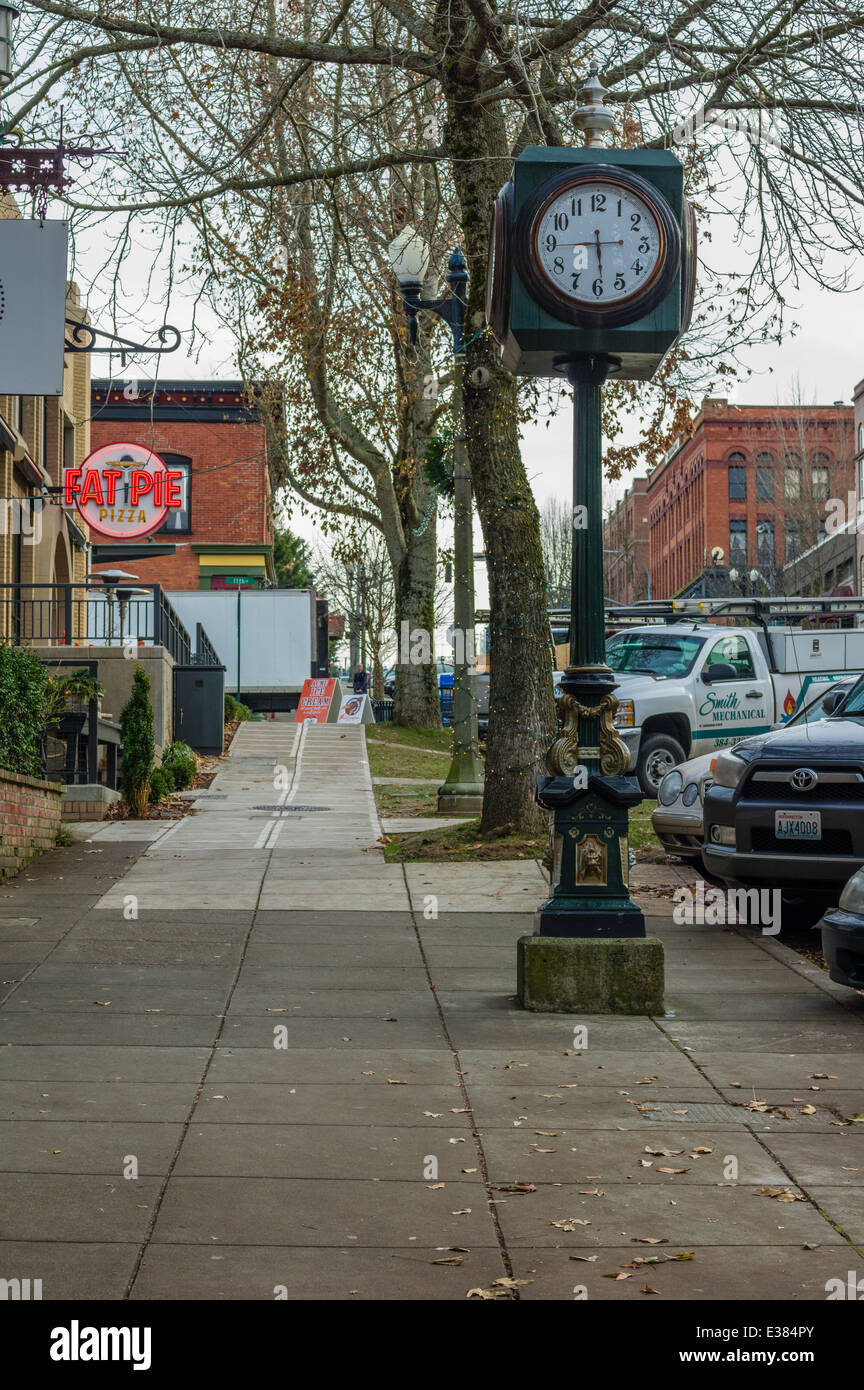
[[601, 602, 864, 795]]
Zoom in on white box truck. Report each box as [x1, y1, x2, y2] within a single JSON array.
[[166, 588, 324, 712]]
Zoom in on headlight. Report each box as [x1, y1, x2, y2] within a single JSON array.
[[657, 770, 683, 806], [682, 781, 699, 807], [839, 870, 864, 915], [711, 749, 749, 789], [614, 699, 634, 728]]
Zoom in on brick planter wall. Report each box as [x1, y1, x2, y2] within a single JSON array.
[[0, 769, 64, 881]]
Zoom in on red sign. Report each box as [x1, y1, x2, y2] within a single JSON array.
[[294, 677, 337, 723], [64, 442, 184, 540]]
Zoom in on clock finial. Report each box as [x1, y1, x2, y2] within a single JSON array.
[[572, 59, 616, 148]]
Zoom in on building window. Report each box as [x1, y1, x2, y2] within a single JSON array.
[[784, 466, 802, 500], [858, 423, 864, 452], [729, 519, 747, 563], [756, 466, 773, 500], [157, 455, 191, 534], [812, 466, 830, 501], [757, 520, 774, 567], [728, 466, 747, 500], [41, 399, 49, 476], [785, 519, 801, 562]]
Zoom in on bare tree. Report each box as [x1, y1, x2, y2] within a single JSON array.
[[539, 496, 571, 607], [15, 0, 864, 830]]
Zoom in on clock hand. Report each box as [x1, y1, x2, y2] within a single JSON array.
[[594, 229, 602, 275]]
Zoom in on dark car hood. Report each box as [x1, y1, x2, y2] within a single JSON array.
[[744, 716, 864, 761]]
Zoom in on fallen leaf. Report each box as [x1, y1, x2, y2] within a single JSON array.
[[423, 1112, 442, 1118], [494, 1183, 536, 1195], [535, 1130, 559, 1137], [642, 1284, 660, 1295], [658, 1167, 690, 1175], [759, 1187, 805, 1202], [92, 1001, 111, 1007], [637, 1076, 659, 1084], [799, 1104, 817, 1115], [689, 1147, 713, 1156], [579, 1188, 605, 1197], [569, 1255, 599, 1262], [604, 1271, 633, 1280], [432, 1256, 463, 1266], [387, 1079, 406, 1085], [452, 1208, 472, 1215], [644, 1146, 684, 1157], [811, 1073, 837, 1080], [631, 1237, 669, 1245], [551, 1218, 591, 1230], [426, 1183, 445, 1190]]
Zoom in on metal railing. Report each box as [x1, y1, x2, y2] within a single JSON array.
[[0, 582, 221, 668]]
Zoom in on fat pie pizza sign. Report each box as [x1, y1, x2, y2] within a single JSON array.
[[64, 442, 184, 539]]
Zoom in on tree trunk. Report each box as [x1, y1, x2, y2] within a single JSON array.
[[392, 513, 441, 726], [444, 79, 556, 833]]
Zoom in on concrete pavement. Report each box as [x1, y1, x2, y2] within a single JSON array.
[[0, 721, 862, 1300]]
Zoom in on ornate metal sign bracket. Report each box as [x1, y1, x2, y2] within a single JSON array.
[[64, 319, 182, 367]]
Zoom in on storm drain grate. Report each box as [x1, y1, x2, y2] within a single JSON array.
[[639, 1102, 837, 1130], [251, 804, 331, 814]]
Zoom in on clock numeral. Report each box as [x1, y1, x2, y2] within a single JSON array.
[[570, 197, 582, 217], [553, 256, 564, 274], [616, 199, 622, 216], [631, 258, 645, 275], [571, 273, 581, 290], [590, 193, 606, 212], [592, 277, 603, 298], [614, 273, 626, 290], [630, 212, 641, 229], [545, 234, 557, 252], [638, 237, 650, 254], [553, 211, 569, 231]]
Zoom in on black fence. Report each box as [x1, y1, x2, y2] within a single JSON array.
[[371, 698, 394, 723], [0, 582, 220, 668]]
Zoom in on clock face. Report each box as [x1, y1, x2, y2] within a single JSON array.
[[534, 179, 664, 307]]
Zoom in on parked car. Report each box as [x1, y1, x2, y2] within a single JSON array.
[[603, 604, 864, 795], [651, 679, 858, 870], [820, 866, 864, 988], [702, 673, 864, 922]]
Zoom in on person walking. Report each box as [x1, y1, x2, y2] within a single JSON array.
[[352, 663, 369, 694]]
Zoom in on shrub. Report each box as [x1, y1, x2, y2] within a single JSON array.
[[224, 693, 252, 722], [0, 644, 48, 777], [120, 665, 155, 817], [148, 766, 175, 803], [162, 741, 196, 791]]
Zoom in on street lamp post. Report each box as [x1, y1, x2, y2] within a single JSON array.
[[387, 232, 484, 814]]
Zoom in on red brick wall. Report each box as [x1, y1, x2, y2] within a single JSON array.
[[89, 419, 273, 590], [604, 477, 650, 603], [0, 769, 63, 880], [647, 402, 854, 598]]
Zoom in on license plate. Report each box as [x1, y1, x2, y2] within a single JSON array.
[[775, 810, 821, 840]]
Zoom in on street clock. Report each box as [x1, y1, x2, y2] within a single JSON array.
[[487, 147, 697, 380]]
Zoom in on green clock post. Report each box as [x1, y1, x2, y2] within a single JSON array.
[[486, 62, 697, 1011]]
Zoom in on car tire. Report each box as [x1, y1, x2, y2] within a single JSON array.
[[637, 733, 686, 798]]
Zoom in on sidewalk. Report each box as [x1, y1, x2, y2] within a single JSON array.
[[0, 721, 862, 1300]]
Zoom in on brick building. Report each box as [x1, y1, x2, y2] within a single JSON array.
[[89, 380, 275, 589], [646, 398, 854, 599], [603, 476, 650, 603], [854, 375, 864, 596]]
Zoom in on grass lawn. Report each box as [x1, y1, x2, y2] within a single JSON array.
[[375, 783, 440, 818], [382, 797, 662, 862], [367, 724, 475, 781]]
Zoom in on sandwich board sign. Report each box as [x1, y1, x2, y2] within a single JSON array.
[[336, 692, 374, 724], [294, 677, 338, 723], [0, 220, 68, 394]]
